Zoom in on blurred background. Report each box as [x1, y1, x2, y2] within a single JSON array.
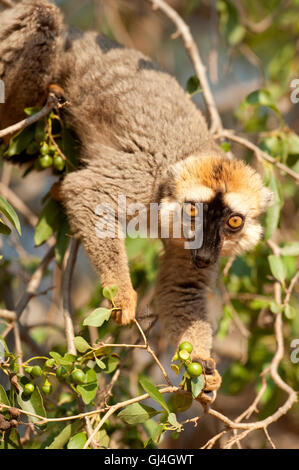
[[0, 0, 299, 449]]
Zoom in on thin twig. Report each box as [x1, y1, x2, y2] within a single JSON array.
[[149, 0, 222, 134], [217, 130, 299, 183], [61, 239, 79, 355], [0, 94, 58, 139]]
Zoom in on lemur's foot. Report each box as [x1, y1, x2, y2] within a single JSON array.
[[111, 288, 137, 326], [48, 83, 66, 104], [193, 357, 221, 405]]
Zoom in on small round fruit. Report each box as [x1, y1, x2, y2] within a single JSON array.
[[40, 142, 49, 155], [53, 155, 65, 171], [42, 379, 52, 395], [56, 366, 68, 382], [49, 145, 57, 155], [179, 342, 193, 354], [23, 383, 35, 396], [39, 154, 53, 168], [45, 358, 55, 368], [178, 349, 190, 362], [31, 365, 42, 378], [70, 369, 85, 385], [186, 362, 202, 378]]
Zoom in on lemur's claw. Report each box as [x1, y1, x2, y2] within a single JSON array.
[[193, 357, 221, 405]]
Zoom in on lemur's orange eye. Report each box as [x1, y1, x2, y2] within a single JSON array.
[[184, 203, 198, 217], [227, 214, 244, 230]]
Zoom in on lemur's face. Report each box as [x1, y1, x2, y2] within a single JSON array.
[[160, 155, 273, 269]]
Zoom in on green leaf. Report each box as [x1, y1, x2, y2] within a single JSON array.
[[104, 355, 120, 374], [143, 419, 164, 445], [268, 255, 286, 284], [83, 307, 111, 327], [269, 301, 283, 314], [55, 219, 70, 268], [95, 429, 110, 448], [76, 369, 98, 405], [220, 141, 231, 152], [5, 126, 35, 157], [24, 106, 42, 116], [284, 304, 295, 320], [168, 393, 193, 413], [47, 422, 82, 449], [49, 351, 74, 367], [67, 432, 87, 449], [102, 285, 118, 301], [0, 220, 11, 235], [0, 196, 21, 235], [245, 89, 274, 107], [167, 412, 181, 429], [118, 403, 159, 424], [0, 428, 21, 449], [186, 75, 201, 94], [17, 376, 46, 425], [94, 356, 106, 370], [0, 384, 11, 419], [280, 242, 299, 256], [287, 132, 299, 155], [34, 199, 62, 246], [191, 374, 205, 398], [139, 376, 170, 414], [74, 336, 91, 353]]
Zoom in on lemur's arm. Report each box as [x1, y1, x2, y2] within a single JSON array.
[[154, 243, 221, 392], [61, 167, 137, 325], [0, 0, 63, 130]]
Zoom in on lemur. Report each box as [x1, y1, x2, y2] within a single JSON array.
[[0, 0, 273, 397]]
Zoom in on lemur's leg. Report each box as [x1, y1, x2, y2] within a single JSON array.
[[154, 243, 221, 396], [60, 168, 137, 325]]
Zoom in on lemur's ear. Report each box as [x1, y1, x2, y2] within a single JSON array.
[[260, 186, 275, 211]]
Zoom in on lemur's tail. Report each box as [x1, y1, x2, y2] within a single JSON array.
[[0, 0, 63, 130]]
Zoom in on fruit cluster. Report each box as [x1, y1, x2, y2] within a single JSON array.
[[172, 342, 203, 377]]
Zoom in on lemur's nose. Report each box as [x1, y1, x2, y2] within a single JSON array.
[[195, 255, 211, 269]]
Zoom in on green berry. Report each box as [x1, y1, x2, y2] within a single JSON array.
[[40, 142, 49, 155], [39, 154, 53, 168], [70, 369, 85, 385], [179, 342, 193, 354], [42, 379, 52, 395], [31, 365, 42, 378], [53, 155, 65, 171], [49, 145, 57, 154], [23, 383, 35, 396], [186, 362, 202, 378], [56, 366, 68, 382], [45, 358, 55, 368], [178, 349, 190, 362]]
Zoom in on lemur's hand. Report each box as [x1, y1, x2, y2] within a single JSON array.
[[111, 287, 137, 326], [194, 357, 222, 405]]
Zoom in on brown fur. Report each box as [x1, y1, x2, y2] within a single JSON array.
[[0, 1, 273, 395]]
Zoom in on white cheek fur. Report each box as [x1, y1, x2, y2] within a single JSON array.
[[221, 221, 263, 256]]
